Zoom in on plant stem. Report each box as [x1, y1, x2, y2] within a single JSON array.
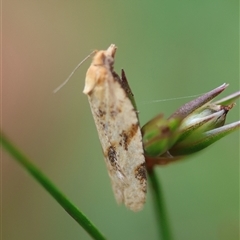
[[0, 132, 106, 240], [148, 168, 173, 240]]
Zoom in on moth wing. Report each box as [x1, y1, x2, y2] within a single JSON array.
[[87, 74, 146, 211]]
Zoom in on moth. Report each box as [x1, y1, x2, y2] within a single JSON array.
[[83, 44, 147, 211]]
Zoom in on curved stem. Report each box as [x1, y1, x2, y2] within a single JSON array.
[[148, 168, 173, 240], [0, 132, 106, 240]]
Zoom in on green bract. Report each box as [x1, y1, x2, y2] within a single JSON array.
[[142, 84, 240, 168]]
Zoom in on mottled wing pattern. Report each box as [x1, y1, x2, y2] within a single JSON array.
[[83, 44, 147, 211]]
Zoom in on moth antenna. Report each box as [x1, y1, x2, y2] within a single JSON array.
[[53, 50, 96, 93]]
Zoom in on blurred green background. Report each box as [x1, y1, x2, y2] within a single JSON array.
[[2, 1, 239, 240]]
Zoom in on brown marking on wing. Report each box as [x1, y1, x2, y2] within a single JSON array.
[[107, 145, 117, 167], [98, 109, 106, 117], [105, 145, 125, 179], [134, 163, 147, 192], [119, 123, 139, 150], [95, 107, 107, 131], [109, 104, 122, 119], [110, 110, 118, 118]]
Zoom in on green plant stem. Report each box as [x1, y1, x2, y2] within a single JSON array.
[[148, 168, 173, 240], [0, 132, 106, 240]]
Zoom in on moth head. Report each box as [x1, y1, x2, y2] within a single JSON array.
[[92, 50, 115, 70], [83, 45, 117, 95]]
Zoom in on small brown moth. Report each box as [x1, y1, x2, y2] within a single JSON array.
[[83, 44, 147, 211]]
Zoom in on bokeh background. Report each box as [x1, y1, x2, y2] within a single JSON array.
[[2, 1, 239, 240]]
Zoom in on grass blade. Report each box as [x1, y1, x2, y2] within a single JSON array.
[[0, 131, 106, 240]]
